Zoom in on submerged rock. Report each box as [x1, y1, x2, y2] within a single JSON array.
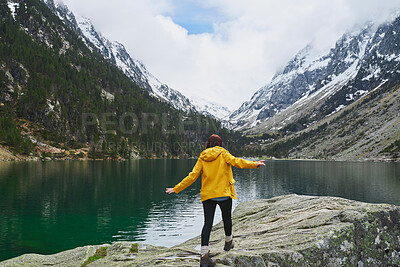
[[1, 194, 400, 266]]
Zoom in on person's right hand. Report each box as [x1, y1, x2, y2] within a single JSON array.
[[165, 188, 175, 194], [257, 160, 265, 167]]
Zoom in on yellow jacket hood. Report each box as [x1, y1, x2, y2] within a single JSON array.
[[199, 146, 225, 162]]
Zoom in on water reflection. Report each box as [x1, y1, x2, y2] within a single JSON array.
[[234, 160, 400, 205], [0, 160, 399, 261]]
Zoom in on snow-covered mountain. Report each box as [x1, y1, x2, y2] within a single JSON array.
[[230, 16, 400, 132], [43, 0, 194, 112], [189, 96, 231, 120], [43, 0, 230, 119], [78, 16, 203, 113]]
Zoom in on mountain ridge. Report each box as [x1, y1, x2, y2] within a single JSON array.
[[44, 0, 231, 119], [0, 0, 235, 160], [230, 22, 379, 131], [2, 0, 399, 161], [236, 17, 400, 160]]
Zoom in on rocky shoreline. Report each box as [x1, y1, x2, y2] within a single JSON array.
[[1, 141, 398, 162], [0, 150, 397, 162], [1, 194, 400, 266]]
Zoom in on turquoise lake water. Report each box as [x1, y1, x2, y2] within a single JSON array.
[[0, 159, 399, 261]]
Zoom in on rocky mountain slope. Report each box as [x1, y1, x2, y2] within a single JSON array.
[[253, 80, 400, 161], [233, 16, 400, 160]]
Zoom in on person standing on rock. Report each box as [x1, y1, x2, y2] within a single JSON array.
[[166, 134, 265, 267]]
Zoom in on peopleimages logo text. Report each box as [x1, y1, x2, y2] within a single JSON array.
[[82, 112, 220, 135]]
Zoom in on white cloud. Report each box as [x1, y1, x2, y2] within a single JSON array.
[[62, 0, 400, 110]]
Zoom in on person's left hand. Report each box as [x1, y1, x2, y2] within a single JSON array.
[[165, 188, 175, 194], [257, 160, 265, 167]]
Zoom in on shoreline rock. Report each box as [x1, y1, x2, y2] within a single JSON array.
[[1, 194, 400, 266]]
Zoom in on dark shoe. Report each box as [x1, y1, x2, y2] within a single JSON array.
[[200, 252, 216, 267], [224, 240, 234, 251]]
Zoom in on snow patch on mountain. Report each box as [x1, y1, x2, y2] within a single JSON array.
[[7, 1, 19, 20]]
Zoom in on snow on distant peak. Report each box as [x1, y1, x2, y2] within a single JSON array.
[[76, 16, 109, 54], [190, 96, 231, 120]]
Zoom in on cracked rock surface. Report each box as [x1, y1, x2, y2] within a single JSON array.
[[1, 194, 400, 266]]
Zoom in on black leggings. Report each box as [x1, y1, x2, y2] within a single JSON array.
[[201, 198, 232, 246]]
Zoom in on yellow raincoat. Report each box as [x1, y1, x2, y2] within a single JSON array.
[[173, 146, 258, 201]]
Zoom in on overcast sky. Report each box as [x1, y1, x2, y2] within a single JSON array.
[[61, 0, 400, 111]]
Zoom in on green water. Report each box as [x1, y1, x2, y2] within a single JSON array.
[[0, 159, 399, 261]]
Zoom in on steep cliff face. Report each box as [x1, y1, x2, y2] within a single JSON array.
[[2, 195, 400, 266]]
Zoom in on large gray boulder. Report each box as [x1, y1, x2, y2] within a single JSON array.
[[1, 194, 400, 266]]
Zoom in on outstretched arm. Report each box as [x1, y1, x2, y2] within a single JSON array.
[[223, 151, 261, 169], [165, 159, 203, 194]]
